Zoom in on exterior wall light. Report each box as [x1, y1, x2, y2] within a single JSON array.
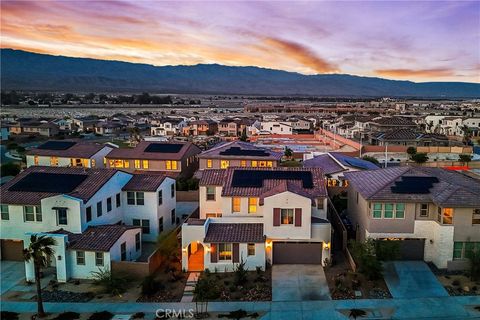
[[323, 242, 331, 250]]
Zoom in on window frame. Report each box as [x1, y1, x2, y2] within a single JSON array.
[[57, 208, 68, 225], [127, 191, 135, 205], [24, 205, 42, 222], [1, 204, 9, 220], [171, 209, 176, 225], [206, 186, 216, 201], [86, 206, 92, 222], [220, 160, 230, 169], [420, 203, 429, 217], [248, 198, 257, 213], [133, 219, 150, 234], [473, 209, 480, 225], [95, 252, 104, 266], [158, 190, 163, 205], [232, 197, 241, 212], [106, 197, 112, 212], [135, 192, 145, 205], [135, 233, 141, 251], [96, 201, 103, 217], [247, 243, 255, 256], [171, 183, 175, 198], [280, 208, 294, 225], [76, 251, 85, 265], [372, 203, 382, 219], [116, 193, 121, 207], [206, 159, 213, 168], [120, 242, 127, 261], [218, 243, 232, 261]]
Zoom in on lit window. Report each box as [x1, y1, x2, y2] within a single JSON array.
[[50, 156, 58, 166], [91, 159, 96, 167], [166, 160, 177, 170], [248, 243, 255, 256], [221, 160, 230, 169], [206, 187, 216, 201], [134, 160, 141, 169], [1, 204, 9, 220], [473, 209, 480, 225], [124, 160, 130, 168], [248, 198, 257, 213], [251, 160, 258, 167], [267, 161, 273, 167], [259, 161, 267, 167], [114, 159, 124, 168], [218, 243, 232, 261], [34, 156, 39, 165], [76, 251, 85, 265], [372, 203, 382, 219], [281, 209, 294, 224], [142, 160, 149, 169], [95, 252, 104, 266], [240, 160, 247, 167], [109, 159, 115, 167], [207, 159, 213, 168], [232, 197, 241, 212], [442, 208, 453, 225], [82, 159, 89, 167]]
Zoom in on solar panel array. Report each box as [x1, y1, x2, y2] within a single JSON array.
[[231, 170, 314, 188], [37, 141, 76, 150], [144, 143, 184, 153], [9, 172, 88, 193], [344, 158, 379, 170], [391, 176, 439, 194], [219, 147, 270, 157]]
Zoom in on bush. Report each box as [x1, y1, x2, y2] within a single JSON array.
[[349, 239, 383, 280], [361, 156, 379, 165], [90, 268, 127, 295], [141, 275, 162, 295], [234, 259, 248, 286], [132, 312, 145, 319], [157, 229, 179, 258], [1, 162, 21, 177], [88, 311, 114, 320], [176, 178, 199, 191], [375, 240, 400, 261], [53, 312, 80, 320], [0, 311, 19, 320], [411, 153, 429, 164]]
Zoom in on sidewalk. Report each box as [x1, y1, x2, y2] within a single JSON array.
[[2, 296, 480, 319]]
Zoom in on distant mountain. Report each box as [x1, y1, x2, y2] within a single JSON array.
[[1, 49, 479, 97]]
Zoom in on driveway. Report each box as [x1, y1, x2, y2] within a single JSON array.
[[383, 261, 449, 298], [272, 265, 330, 301], [0, 261, 25, 295]]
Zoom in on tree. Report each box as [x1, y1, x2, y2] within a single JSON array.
[[361, 156, 379, 166], [194, 276, 217, 318], [284, 147, 293, 159], [458, 154, 472, 166], [406, 147, 417, 157], [411, 152, 429, 164], [467, 248, 480, 281], [461, 125, 472, 145], [23, 235, 56, 317], [239, 128, 248, 142], [1, 162, 21, 177]]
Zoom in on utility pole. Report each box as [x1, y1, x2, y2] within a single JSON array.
[[385, 143, 388, 168]]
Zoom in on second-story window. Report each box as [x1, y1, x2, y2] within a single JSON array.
[[96, 201, 103, 217], [438, 207, 453, 225], [134, 159, 141, 169], [116, 193, 121, 207], [473, 209, 480, 225], [221, 160, 230, 169], [251, 160, 258, 167], [127, 192, 144, 205], [166, 160, 178, 170], [171, 184, 175, 198], [34, 156, 39, 165], [1, 204, 9, 220], [206, 187, 215, 201], [248, 198, 257, 213], [420, 204, 429, 217], [24, 206, 42, 222], [86, 206, 92, 222], [207, 159, 213, 168], [143, 160, 149, 169], [232, 197, 241, 212], [107, 197, 112, 212], [127, 192, 135, 205], [281, 209, 294, 225], [158, 190, 163, 205], [50, 156, 58, 166], [240, 160, 247, 167], [57, 208, 68, 225]]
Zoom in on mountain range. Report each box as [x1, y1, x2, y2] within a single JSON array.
[[1, 49, 479, 98]]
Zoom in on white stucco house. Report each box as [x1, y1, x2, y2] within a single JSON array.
[[181, 167, 332, 272], [260, 121, 293, 135], [0, 166, 176, 282]]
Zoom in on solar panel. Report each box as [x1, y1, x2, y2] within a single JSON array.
[[231, 170, 314, 188], [37, 141, 76, 150], [219, 147, 269, 157], [144, 143, 184, 153], [9, 172, 88, 193], [391, 176, 439, 194], [344, 158, 379, 170]]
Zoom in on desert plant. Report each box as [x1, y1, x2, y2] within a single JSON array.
[[23, 234, 56, 318], [349, 239, 383, 280], [411, 152, 429, 164], [141, 275, 162, 295], [234, 258, 248, 286], [349, 308, 367, 319], [88, 311, 114, 320], [406, 146, 417, 157], [459, 154, 472, 166], [90, 268, 127, 295], [194, 276, 218, 318]]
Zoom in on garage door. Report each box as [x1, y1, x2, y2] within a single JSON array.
[[379, 239, 425, 260], [1, 239, 24, 261], [273, 242, 322, 264]]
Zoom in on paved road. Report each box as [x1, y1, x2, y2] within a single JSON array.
[[272, 265, 330, 301], [383, 261, 449, 299]]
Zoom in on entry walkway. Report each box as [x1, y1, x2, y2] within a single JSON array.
[[272, 265, 330, 301]]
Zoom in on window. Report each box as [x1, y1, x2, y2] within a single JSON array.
[[107, 197, 112, 212], [171, 183, 175, 198], [76, 251, 85, 265], [240, 160, 247, 167], [34, 156, 39, 165], [317, 199, 324, 210], [251, 160, 258, 167], [221, 160, 230, 169], [50, 156, 58, 166], [86, 206, 92, 222], [441, 208, 453, 225], [473, 209, 480, 225], [121, 242, 127, 261], [127, 192, 135, 205], [384, 204, 394, 218], [128, 192, 144, 205], [124, 160, 130, 168], [259, 161, 267, 167], [395, 203, 405, 218], [1, 204, 9, 220], [24, 206, 42, 222], [171, 209, 176, 224], [207, 159, 213, 168], [248, 198, 257, 213], [136, 192, 144, 205], [356, 192, 359, 204], [96, 201, 103, 217], [134, 159, 141, 169], [453, 242, 480, 260], [91, 159, 96, 167], [116, 193, 121, 207], [133, 219, 150, 234], [95, 252, 104, 266], [248, 243, 255, 256], [281, 209, 294, 225], [135, 233, 141, 251], [206, 187, 215, 201], [159, 217, 164, 233], [142, 160, 149, 169], [420, 204, 429, 217], [158, 190, 163, 205], [57, 208, 68, 225], [267, 161, 273, 167], [372, 203, 382, 219], [166, 160, 177, 170], [206, 213, 222, 218], [232, 197, 241, 212], [218, 243, 232, 261]]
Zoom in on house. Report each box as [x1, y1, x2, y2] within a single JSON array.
[[25, 140, 114, 168], [303, 152, 379, 179], [0, 166, 176, 281], [94, 121, 125, 135], [260, 121, 293, 134], [198, 141, 283, 171], [150, 118, 186, 136], [344, 167, 480, 270], [217, 119, 239, 137], [9, 120, 59, 137], [181, 167, 332, 272], [183, 120, 218, 136], [371, 129, 451, 147], [105, 141, 201, 178], [72, 116, 100, 132]]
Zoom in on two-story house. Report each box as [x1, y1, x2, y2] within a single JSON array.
[[183, 120, 218, 136], [260, 121, 293, 135], [181, 167, 332, 272], [105, 141, 201, 178], [217, 119, 239, 137], [345, 167, 480, 270], [0, 166, 176, 281], [25, 140, 114, 168], [150, 117, 186, 136]]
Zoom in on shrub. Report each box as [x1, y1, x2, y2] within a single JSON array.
[[375, 240, 400, 261], [88, 311, 114, 320], [0, 311, 19, 320], [53, 312, 80, 320], [234, 259, 248, 286], [361, 156, 379, 165], [1, 162, 21, 177], [411, 152, 429, 164], [132, 312, 145, 319], [141, 275, 162, 295], [90, 268, 127, 295]]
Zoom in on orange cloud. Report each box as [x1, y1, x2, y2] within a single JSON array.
[[375, 68, 454, 78], [263, 37, 338, 73]]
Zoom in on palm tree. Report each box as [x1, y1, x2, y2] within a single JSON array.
[[349, 308, 367, 319], [23, 235, 56, 318]]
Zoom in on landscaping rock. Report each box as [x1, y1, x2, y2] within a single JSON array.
[[40, 290, 93, 302]]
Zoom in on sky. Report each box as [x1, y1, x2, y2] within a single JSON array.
[[1, 0, 479, 83]]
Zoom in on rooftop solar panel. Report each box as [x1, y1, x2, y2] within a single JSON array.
[[37, 141, 76, 150], [219, 147, 269, 157], [8, 172, 88, 193], [231, 170, 313, 188], [344, 158, 379, 170], [391, 176, 439, 194], [144, 143, 184, 153]]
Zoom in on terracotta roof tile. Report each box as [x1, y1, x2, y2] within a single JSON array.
[[25, 140, 111, 158], [68, 225, 141, 252], [204, 223, 265, 243], [122, 174, 166, 192]]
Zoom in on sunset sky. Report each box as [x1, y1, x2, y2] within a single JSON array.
[[1, 1, 479, 82]]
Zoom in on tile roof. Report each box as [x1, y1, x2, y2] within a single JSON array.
[[0, 166, 120, 205], [204, 223, 265, 243], [68, 225, 141, 252], [377, 129, 420, 141], [122, 174, 167, 192], [345, 166, 480, 207], [105, 141, 201, 160], [198, 141, 282, 160], [199, 169, 226, 186], [373, 117, 416, 126], [25, 140, 111, 158], [303, 154, 345, 175]]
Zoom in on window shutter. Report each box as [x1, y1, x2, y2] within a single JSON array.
[[295, 208, 302, 227], [233, 243, 239, 263], [273, 208, 280, 226], [210, 243, 217, 263]]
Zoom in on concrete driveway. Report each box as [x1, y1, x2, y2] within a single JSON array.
[[272, 265, 330, 301], [383, 261, 449, 298], [0, 261, 25, 295]]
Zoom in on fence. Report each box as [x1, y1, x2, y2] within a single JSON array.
[[345, 247, 357, 272], [327, 198, 347, 252], [111, 247, 163, 280], [315, 129, 362, 150], [177, 190, 199, 202]]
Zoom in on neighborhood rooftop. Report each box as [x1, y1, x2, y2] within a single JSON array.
[[199, 141, 282, 160], [122, 173, 167, 192], [204, 223, 265, 243], [67, 225, 141, 252], [26, 140, 109, 158], [106, 141, 194, 160]]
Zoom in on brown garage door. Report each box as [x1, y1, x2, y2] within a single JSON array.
[[273, 242, 322, 264], [1, 239, 24, 261]]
